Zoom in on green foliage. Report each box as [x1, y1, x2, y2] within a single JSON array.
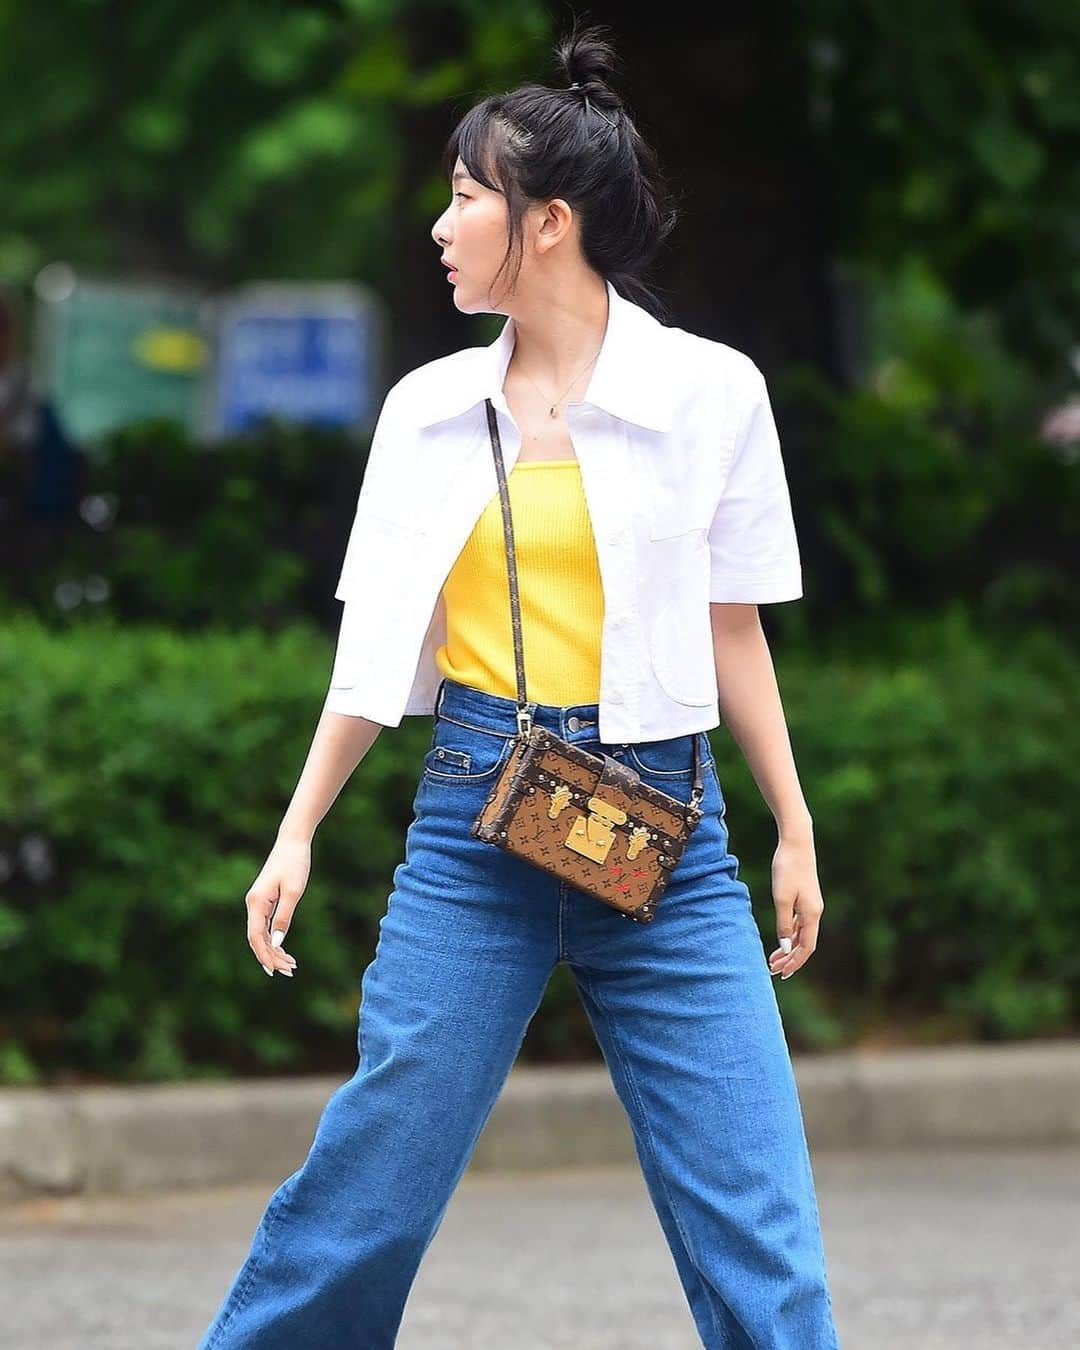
[[0, 0, 552, 282], [804, 1, 1080, 374], [1, 608, 1076, 1084], [2, 3, 1075, 642], [769, 5, 1080, 638], [0, 612, 432, 1084], [777, 253, 1078, 631], [1, 3, 1078, 1082], [1, 417, 369, 626], [717, 604, 1080, 1045]]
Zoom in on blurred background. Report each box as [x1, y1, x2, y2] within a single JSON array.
[[1, 0, 1077, 1093], [3, 7, 1080, 1347]]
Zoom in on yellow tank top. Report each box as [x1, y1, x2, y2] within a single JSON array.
[[435, 458, 603, 705]]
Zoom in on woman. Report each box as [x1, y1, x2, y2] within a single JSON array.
[[198, 21, 840, 1350]]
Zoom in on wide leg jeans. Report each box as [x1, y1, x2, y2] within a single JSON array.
[[197, 676, 840, 1349]]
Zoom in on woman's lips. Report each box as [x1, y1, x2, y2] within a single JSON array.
[[446, 269, 458, 281]]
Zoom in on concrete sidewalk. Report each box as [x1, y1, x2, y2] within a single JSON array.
[[2, 1040, 1078, 1205]]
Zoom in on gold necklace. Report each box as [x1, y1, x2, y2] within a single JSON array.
[[519, 345, 603, 420]]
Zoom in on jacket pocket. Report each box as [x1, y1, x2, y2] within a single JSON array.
[[645, 530, 717, 707]]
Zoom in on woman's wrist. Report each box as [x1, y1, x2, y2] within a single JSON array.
[[776, 807, 814, 845], [277, 818, 316, 847]]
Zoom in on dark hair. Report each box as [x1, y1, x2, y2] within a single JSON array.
[[441, 16, 680, 323]]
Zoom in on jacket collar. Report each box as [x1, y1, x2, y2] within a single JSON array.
[[413, 278, 677, 433]]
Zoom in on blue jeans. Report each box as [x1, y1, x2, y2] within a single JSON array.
[[198, 676, 840, 1349]]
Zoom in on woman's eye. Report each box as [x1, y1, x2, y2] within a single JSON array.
[[455, 192, 469, 200]]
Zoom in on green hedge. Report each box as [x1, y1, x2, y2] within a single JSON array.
[[1, 607, 1077, 1084], [0, 419, 366, 628]]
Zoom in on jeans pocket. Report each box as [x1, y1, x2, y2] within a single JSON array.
[[423, 718, 515, 782], [627, 731, 712, 778]]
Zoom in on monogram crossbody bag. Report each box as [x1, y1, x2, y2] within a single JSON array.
[[470, 397, 706, 924]]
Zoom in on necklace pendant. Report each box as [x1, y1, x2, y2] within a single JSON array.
[[549, 405, 557, 418]]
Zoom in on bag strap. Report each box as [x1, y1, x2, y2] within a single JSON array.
[[483, 397, 703, 802], [484, 398, 533, 740]]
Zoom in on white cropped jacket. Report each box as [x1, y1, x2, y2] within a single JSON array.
[[326, 279, 803, 744]]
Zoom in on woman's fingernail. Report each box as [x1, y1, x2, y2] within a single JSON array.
[[278, 967, 294, 977], [271, 930, 286, 949], [781, 970, 793, 979], [261, 963, 274, 976]]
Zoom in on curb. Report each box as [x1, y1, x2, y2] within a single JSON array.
[[3, 1041, 1078, 1205]]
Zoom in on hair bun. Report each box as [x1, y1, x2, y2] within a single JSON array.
[[554, 20, 622, 96], [440, 13, 679, 324]]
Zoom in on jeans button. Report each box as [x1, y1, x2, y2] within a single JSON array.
[[567, 715, 580, 732]]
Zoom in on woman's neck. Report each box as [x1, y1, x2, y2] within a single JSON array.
[[504, 275, 610, 391]]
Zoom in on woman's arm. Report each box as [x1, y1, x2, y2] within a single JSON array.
[[244, 702, 384, 978], [710, 602, 811, 837], [709, 601, 822, 981], [277, 703, 384, 844]]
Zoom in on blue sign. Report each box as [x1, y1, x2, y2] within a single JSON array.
[[210, 283, 382, 438]]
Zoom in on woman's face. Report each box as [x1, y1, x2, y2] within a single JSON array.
[[430, 156, 516, 315]]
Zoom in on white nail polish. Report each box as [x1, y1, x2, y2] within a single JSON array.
[[261, 963, 274, 976], [271, 929, 285, 949]]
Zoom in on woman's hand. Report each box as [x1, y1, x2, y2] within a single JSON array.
[[244, 834, 309, 977], [767, 829, 824, 981]]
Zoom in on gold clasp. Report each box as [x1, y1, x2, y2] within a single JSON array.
[[564, 794, 627, 864]]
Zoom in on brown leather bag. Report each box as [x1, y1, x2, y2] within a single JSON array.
[[470, 398, 707, 924]]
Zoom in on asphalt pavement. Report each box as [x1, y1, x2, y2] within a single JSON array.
[[2, 1146, 1078, 1349]]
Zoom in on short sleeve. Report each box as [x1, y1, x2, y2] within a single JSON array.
[[324, 598, 374, 717], [707, 367, 803, 603], [332, 378, 403, 603], [325, 375, 408, 718]]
